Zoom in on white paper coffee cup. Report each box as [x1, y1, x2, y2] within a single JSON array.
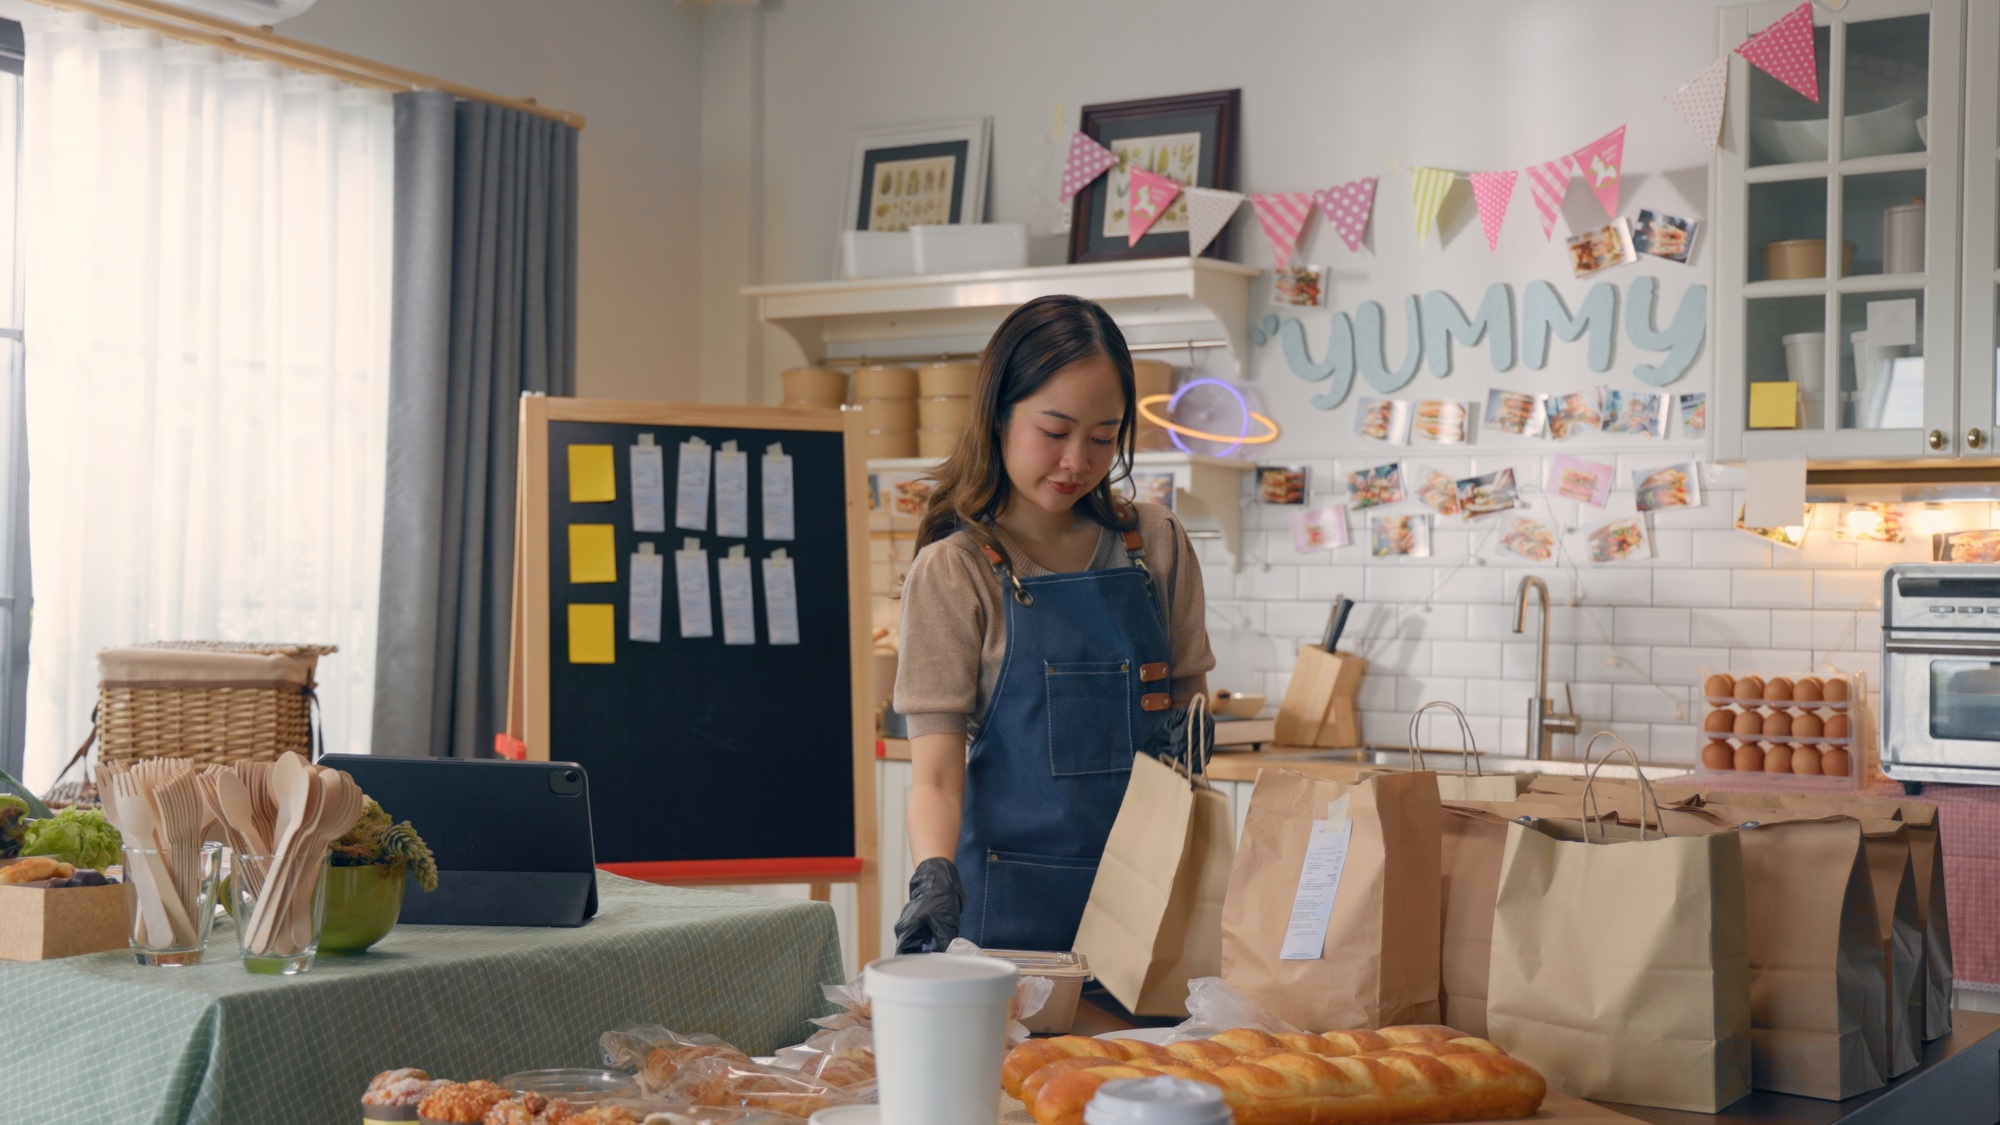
[[864, 953, 1018, 1125], [1085, 1077, 1232, 1125]]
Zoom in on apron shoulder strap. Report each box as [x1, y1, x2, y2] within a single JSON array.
[[965, 521, 1034, 606]]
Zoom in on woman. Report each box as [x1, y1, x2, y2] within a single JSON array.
[[892, 294, 1214, 955]]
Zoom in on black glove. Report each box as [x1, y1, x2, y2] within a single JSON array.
[[1142, 703, 1214, 771], [893, 856, 965, 955]]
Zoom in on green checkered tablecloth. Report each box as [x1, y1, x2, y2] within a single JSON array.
[[1, 874, 844, 1125]]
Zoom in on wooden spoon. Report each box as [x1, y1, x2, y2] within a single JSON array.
[[248, 757, 318, 956]]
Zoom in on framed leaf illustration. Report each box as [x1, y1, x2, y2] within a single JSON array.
[[1070, 89, 1240, 264], [840, 117, 991, 233]]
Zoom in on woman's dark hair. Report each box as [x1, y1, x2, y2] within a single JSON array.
[[915, 295, 1137, 549]]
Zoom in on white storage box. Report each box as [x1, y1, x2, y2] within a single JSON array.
[[911, 223, 1029, 275], [839, 231, 915, 279]]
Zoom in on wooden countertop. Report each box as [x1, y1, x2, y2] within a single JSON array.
[[876, 719, 1280, 764], [1067, 992, 2000, 1125]]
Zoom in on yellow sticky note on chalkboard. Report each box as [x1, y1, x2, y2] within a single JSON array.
[[568, 604, 615, 664], [569, 524, 617, 583], [568, 445, 616, 503], [1749, 381, 1800, 429]]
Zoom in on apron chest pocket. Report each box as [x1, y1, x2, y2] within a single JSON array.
[[1044, 661, 1134, 776]]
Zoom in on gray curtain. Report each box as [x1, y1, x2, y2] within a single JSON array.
[[372, 91, 578, 759]]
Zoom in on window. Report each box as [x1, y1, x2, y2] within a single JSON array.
[[0, 19, 26, 783]]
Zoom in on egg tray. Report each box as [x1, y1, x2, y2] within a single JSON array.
[[1693, 671, 1865, 786]]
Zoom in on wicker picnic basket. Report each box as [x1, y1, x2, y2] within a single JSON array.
[[91, 641, 336, 767]]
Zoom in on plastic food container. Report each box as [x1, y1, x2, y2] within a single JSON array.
[[980, 948, 1093, 1033], [497, 1068, 639, 1106]]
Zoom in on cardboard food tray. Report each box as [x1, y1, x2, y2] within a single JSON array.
[[0, 863, 131, 961]]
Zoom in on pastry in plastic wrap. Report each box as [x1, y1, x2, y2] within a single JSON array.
[[601, 1026, 753, 1093], [667, 1056, 864, 1119], [366, 1068, 445, 1109]]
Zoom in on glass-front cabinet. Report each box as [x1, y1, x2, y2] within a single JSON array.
[[1962, 0, 2000, 445], [1712, 0, 1966, 461]]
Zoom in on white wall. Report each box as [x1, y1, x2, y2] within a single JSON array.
[[285, 0, 706, 402]]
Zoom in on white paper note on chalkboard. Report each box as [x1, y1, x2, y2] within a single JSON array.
[[716, 441, 749, 539], [631, 435, 666, 533], [718, 546, 756, 646], [630, 544, 664, 642], [675, 538, 713, 638], [763, 443, 796, 541], [763, 549, 800, 645], [676, 437, 712, 531]]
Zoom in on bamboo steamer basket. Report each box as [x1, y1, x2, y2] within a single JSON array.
[[781, 367, 848, 408], [854, 364, 919, 400], [1132, 359, 1174, 398], [865, 430, 920, 460], [919, 361, 978, 398], [918, 430, 962, 459], [918, 396, 974, 430], [855, 399, 919, 430], [1764, 238, 1855, 280]]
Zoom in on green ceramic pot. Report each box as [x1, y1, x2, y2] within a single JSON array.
[[319, 864, 406, 954]]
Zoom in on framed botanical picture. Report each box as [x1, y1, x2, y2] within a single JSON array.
[[842, 118, 991, 232], [1069, 89, 1240, 264]]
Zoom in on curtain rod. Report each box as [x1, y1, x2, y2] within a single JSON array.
[[32, 0, 585, 129]]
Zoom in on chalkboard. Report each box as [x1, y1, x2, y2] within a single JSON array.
[[509, 398, 873, 879]]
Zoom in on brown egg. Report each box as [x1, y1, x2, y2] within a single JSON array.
[[1822, 748, 1852, 777], [1824, 714, 1850, 741], [1734, 744, 1765, 771], [1733, 676, 1766, 702], [1704, 674, 1735, 699], [1794, 712, 1824, 740], [1702, 741, 1735, 770], [1704, 709, 1736, 733], [1825, 677, 1850, 703], [1792, 746, 1823, 775], [1763, 677, 1794, 702], [1795, 677, 1824, 703], [1763, 711, 1793, 739], [1763, 744, 1793, 773], [1733, 711, 1764, 738]]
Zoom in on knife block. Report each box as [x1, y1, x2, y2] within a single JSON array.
[[1274, 646, 1367, 748]]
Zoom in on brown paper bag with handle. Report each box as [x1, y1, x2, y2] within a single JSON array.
[[1486, 739, 1752, 1113], [1075, 698, 1234, 1017], [1220, 767, 1441, 1030], [1639, 806, 1888, 1100]]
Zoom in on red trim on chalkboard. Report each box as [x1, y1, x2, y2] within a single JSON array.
[[875, 740, 886, 759], [600, 858, 865, 881]]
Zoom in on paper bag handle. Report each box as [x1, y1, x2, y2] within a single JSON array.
[[1579, 731, 1665, 842], [1407, 700, 1481, 776], [1167, 692, 1213, 790]]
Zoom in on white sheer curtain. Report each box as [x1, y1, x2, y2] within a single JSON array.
[[21, 13, 392, 789]]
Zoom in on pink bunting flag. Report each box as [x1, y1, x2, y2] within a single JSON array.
[[1736, 2, 1819, 103], [1571, 125, 1627, 221], [1059, 131, 1118, 204], [1313, 178, 1377, 252], [1525, 156, 1574, 240], [1125, 168, 1182, 246], [1469, 171, 1517, 254], [1251, 192, 1314, 266], [1181, 186, 1244, 257], [1666, 58, 1729, 150]]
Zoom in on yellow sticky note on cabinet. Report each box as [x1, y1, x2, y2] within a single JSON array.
[[568, 445, 616, 503], [569, 524, 617, 583], [1749, 381, 1800, 429], [568, 604, 615, 664]]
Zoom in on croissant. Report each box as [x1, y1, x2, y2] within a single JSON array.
[[1029, 1049, 1545, 1125]]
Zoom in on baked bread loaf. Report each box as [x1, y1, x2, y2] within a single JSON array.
[[1022, 1044, 1544, 1125], [1001, 1036, 1169, 1096]]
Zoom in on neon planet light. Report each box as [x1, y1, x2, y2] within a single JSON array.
[[1136, 378, 1280, 457]]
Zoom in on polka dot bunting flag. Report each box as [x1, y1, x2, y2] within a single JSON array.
[[1468, 170, 1517, 254], [1182, 186, 1244, 257], [1059, 131, 1118, 205], [1735, 1, 1819, 103], [1665, 58, 1729, 150], [1312, 177, 1377, 253], [1125, 167, 1182, 247]]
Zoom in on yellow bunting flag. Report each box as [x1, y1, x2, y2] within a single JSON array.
[[1411, 167, 1455, 246]]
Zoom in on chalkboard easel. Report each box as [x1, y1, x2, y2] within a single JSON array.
[[508, 396, 877, 964]]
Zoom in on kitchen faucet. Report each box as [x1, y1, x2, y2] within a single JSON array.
[[1511, 576, 1579, 760]]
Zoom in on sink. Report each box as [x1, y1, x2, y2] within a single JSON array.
[[1275, 747, 1691, 783]]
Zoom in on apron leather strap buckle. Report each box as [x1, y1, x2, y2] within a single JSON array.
[[1140, 692, 1171, 712], [1139, 662, 1169, 683]]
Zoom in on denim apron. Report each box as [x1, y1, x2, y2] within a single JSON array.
[[955, 525, 1173, 951]]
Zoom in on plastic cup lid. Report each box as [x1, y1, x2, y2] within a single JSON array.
[[808, 1106, 881, 1125], [1084, 1077, 1230, 1125], [863, 952, 1017, 1004]]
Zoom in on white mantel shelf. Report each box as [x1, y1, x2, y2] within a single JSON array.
[[743, 257, 1263, 374]]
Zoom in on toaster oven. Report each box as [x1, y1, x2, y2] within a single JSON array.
[[1882, 563, 2000, 788]]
